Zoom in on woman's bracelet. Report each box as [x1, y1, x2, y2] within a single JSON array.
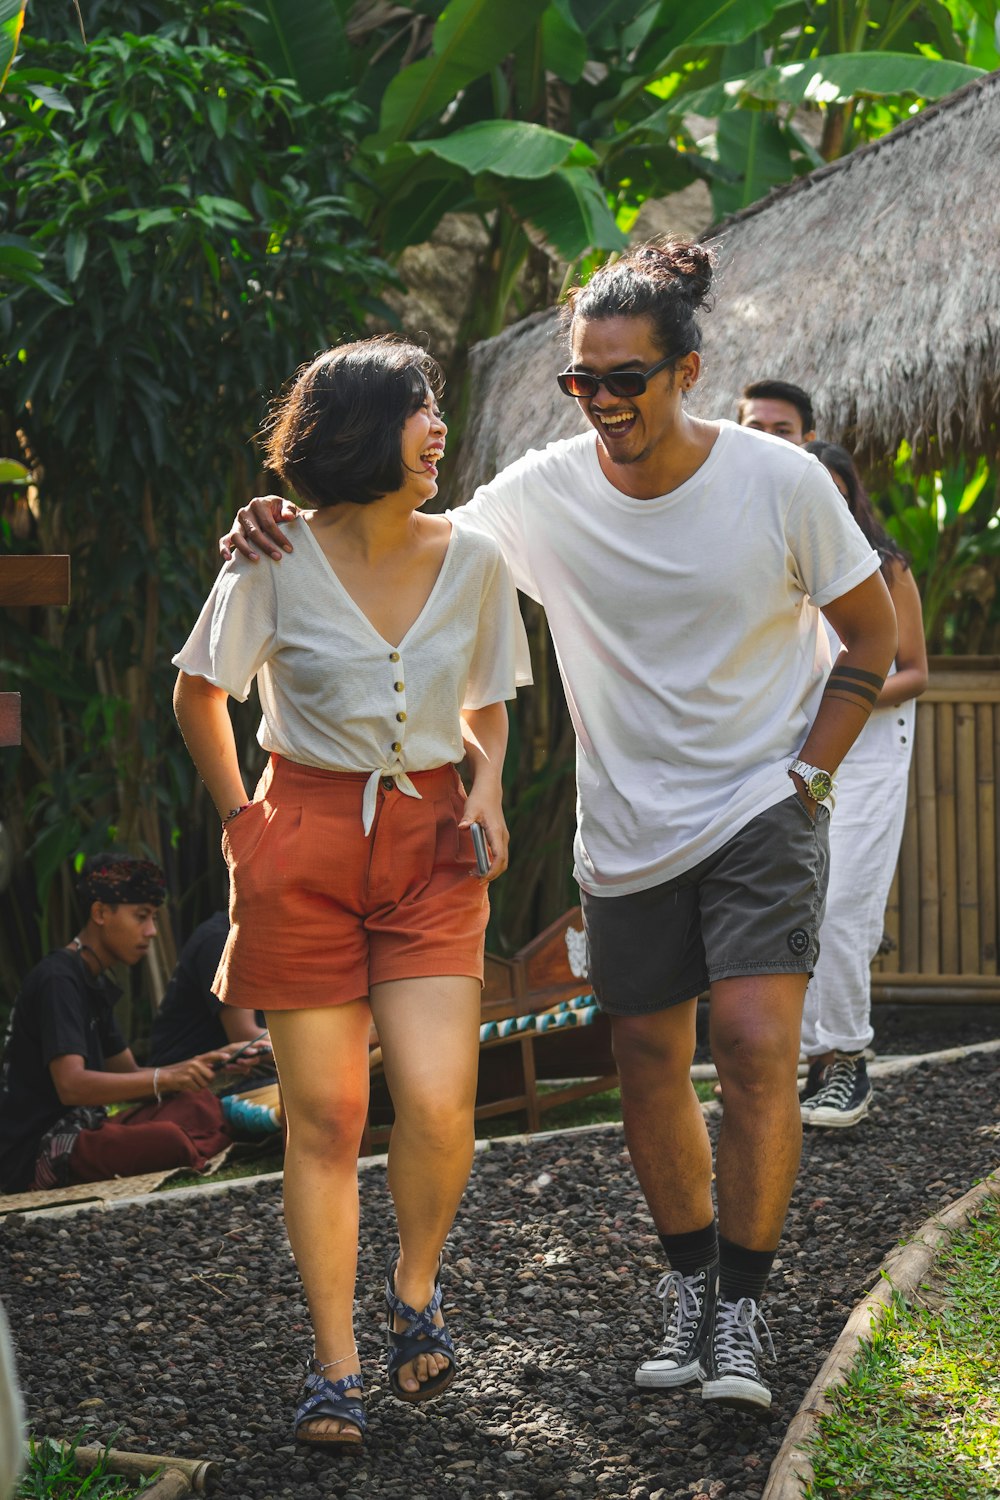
[[153, 1067, 163, 1104], [224, 802, 252, 823]]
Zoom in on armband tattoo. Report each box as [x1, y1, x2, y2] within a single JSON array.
[[824, 663, 885, 714]]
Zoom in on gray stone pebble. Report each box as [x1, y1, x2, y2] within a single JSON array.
[[2, 1043, 997, 1498]]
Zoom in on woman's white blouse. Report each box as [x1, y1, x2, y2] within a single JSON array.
[[173, 520, 532, 832]]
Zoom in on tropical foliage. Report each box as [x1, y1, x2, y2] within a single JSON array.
[[0, 0, 25, 91], [239, 1, 997, 330], [875, 451, 1000, 654], [0, 5, 393, 1013]]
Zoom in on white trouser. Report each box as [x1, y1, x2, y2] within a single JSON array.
[[800, 753, 911, 1057]]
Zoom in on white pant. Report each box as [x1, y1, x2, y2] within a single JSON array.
[[800, 753, 911, 1056]]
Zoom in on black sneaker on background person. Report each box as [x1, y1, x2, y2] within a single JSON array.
[[635, 1266, 717, 1388], [799, 1054, 829, 1102], [800, 1051, 873, 1127], [700, 1295, 775, 1412]]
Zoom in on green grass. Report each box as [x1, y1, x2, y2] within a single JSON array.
[[805, 1196, 1000, 1499], [158, 1138, 283, 1192], [16, 1432, 160, 1499]]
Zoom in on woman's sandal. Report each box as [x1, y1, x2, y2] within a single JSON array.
[[294, 1364, 366, 1449], [385, 1249, 456, 1404]]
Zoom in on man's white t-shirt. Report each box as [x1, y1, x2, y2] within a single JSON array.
[[450, 420, 880, 896]]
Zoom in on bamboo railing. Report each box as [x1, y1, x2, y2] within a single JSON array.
[[872, 657, 1000, 1002]]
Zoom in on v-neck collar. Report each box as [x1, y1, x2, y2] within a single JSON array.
[[298, 517, 456, 650]]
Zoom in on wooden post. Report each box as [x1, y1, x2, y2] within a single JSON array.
[[0, 554, 71, 746]]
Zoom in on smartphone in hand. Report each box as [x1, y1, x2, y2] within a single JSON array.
[[471, 823, 491, 877], [212, 1032, 270, 1071]]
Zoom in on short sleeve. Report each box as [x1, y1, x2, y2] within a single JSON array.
[[172, 558, 278, 702], [37, 983, 94, 1066], [786, 457, 881, 607], [462, 550, 533, 710], [450, 463, 542, 603]]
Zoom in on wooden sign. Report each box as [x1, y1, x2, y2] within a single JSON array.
[[0, 554, 71, 746]]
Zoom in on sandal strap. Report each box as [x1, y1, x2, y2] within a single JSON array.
[[385, 1277, 443, 1327], [385, 1252, 455, 1380], [295, 1371, 366, 1435], [387, 1318, 455, 1371]]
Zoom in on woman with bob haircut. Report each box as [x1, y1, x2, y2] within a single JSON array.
[[798, 441, 927, 1129], [173, 335, 531, 1450]]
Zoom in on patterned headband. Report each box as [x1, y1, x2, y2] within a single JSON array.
[[77, 857, 166, 908]]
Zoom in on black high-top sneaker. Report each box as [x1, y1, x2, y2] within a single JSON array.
[[799, 1055, 829, 1102], [801, 1052, 873, 1128], [634, 1265, 717, 1388], [701, 1295, 775, 1412]]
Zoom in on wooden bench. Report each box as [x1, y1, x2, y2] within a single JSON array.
[[364, 907, 616, 1151]]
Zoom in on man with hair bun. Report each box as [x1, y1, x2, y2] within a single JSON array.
[[0, 853, 247, 1193], [225, 240, 898, 1413]]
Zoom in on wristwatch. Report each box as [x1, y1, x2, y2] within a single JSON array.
[[787, 759, 835, 801]]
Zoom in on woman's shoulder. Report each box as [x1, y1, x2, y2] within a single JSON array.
[[221, 523, 318, 596], [447, 516, 503, 565]]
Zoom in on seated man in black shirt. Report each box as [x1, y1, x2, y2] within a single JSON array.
[[0, 854, 260, 1194], [149, 909, 268, 1065]]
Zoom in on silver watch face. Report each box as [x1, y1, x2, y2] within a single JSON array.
[[806, 769, 833, 800]]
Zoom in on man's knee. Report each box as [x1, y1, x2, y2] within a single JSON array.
[[611, 1008, 695, 1085], [711, 1007, 801, 1095], [710, 973, 803, 1081]]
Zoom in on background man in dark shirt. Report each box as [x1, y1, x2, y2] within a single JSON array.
[[149, 909, 268, 1065]]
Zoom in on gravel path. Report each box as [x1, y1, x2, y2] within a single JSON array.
[[4, 1045, 998, 1500]]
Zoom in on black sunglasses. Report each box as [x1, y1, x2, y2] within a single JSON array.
[[556, 351, 678, 400]]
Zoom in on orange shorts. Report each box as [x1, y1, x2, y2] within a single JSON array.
[[216, 755, 488, 1010]]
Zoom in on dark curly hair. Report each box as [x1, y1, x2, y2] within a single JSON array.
[[563, 239, 715, 365], [262, 336, 445, 508]]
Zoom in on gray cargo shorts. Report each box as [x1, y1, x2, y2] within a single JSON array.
[[581, 792, 831, 1016]]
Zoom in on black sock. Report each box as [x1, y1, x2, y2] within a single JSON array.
[[658, 1221, 719, 1277], [718, 1235, 775, 1304]]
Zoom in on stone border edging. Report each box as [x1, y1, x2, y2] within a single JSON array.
[[15, 1141, 477, 1221], [761, 1162, 1000, 1500]]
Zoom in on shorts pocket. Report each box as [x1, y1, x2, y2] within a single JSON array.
[[429, 787, 463, 871], [444, 784, 476, 868], [221, 800, 269, 866], [788, 788, 820, 824]]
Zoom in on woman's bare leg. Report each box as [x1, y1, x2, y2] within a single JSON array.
[[370, 975, 481, 1395], [266, 1002, 372, 1439]]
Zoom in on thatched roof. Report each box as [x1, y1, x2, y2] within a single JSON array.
[[451, 70, 1000, 497]]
